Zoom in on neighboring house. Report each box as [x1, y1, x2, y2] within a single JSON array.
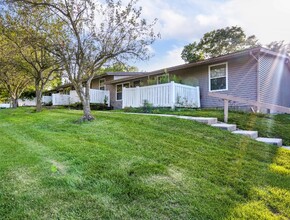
[[51, 46, 290, 111], [49, 71, 146, 95], [106, 46, 290, 111]]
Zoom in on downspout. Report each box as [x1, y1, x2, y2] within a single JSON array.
[[250, 51, 260, 112]]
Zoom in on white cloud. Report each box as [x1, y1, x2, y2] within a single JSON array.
[[196, 14, 220, 27], [132, 0, 290, 71], [137, 0, 290, 43], [219, 0, 290, 44], [137, 46, 185, 72]]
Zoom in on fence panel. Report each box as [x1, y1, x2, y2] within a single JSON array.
[[18, 96, 52, 106], [52, 94, 70, 106], [42, 96, 52, 104], [122, 82, 200, 108], [90, 89, 110, 106], [69, 90, 80, 104], [0, 104, 11, 108], [139, 83, 172, 107], [69, 89, 110, 106], [175, 84, 200, 108]]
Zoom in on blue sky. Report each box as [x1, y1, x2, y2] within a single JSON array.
[[130, 0, 290, 72]]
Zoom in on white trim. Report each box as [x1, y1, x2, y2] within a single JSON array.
[[116, 82, 130, 101], [208, 62, 228, 92]]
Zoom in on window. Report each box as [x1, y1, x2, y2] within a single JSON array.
[[133, 80, 141, 87], [116, 83, 130, 101], [157, 74, 169, 84], [209, 63, 228, 91], [99, 78, 106, 90]]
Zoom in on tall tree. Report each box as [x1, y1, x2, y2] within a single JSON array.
[[98, 63, 139, 74], [0, 66, 33, 108], [181, 26, 259, 63], [0, 35, 33, 107], [0, 3, 63, 111], [11, 0, 159, 121]]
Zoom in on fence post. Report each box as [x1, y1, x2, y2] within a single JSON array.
[[52, 94, 55, 106], [122, 87, 126, 109], [196, 87, 200, 108], [170, 81, 175, 110], [107, 91, 110, 107], [136, 86, 140, 107], [224, 99, 229, 123]]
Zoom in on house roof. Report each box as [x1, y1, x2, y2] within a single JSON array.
[[104, 72, 146, 76], [49, 71, 146, 92], [49, 46, 289, 91], [107, 46, 290, 85]]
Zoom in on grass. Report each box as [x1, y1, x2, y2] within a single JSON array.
[[0, 107, 289, 219], [122, 107, 290, 146]]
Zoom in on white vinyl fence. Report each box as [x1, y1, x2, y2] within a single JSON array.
[[52, 89, 110, 106], [18, 96, 52, 106], [52, 94, 70, 106], [122, 81, 200, 109], [0, 103, 11, 108], [90, 89, 110, 106]]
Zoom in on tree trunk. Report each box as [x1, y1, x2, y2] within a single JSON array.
[[11, 98, 18, 108], [35, 81, 43, 112], [81, 86, 94, 121], [82, 97, 94, 121], [73, 80, 94, 122]]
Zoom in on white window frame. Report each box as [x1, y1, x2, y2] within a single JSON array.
[[157, 74, 169, 84], [99, 78, 106, 90], [116, 82, 130, 101], [208, 62, 228, 92]]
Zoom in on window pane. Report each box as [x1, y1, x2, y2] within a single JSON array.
[[211, 77, 226, 90], [99, 79, 105, 88], [117, 92, 122, 100], [210, 64, 226, 78], [123, 83, 130, 88], [117, 85, 122, 92], [133, 80, 140, 87]]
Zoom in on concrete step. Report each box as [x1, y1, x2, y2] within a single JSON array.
[[232, 130, 258, 139], [125, 113, 218, 125], [282, 146, 290, 150], [256, 137, 282, 146], [177, 116, 218, 125], [211, 123, 237, 132]]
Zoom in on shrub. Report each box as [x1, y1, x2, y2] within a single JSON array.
[[142, 100, 153, 113], [67, 102, 113, 110]]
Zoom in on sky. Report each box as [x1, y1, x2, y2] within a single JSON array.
[[130, 0, 290, 72]]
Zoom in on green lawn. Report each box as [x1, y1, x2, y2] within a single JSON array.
[[123, 107, 290, 146], [0, 108, 289, 219]]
